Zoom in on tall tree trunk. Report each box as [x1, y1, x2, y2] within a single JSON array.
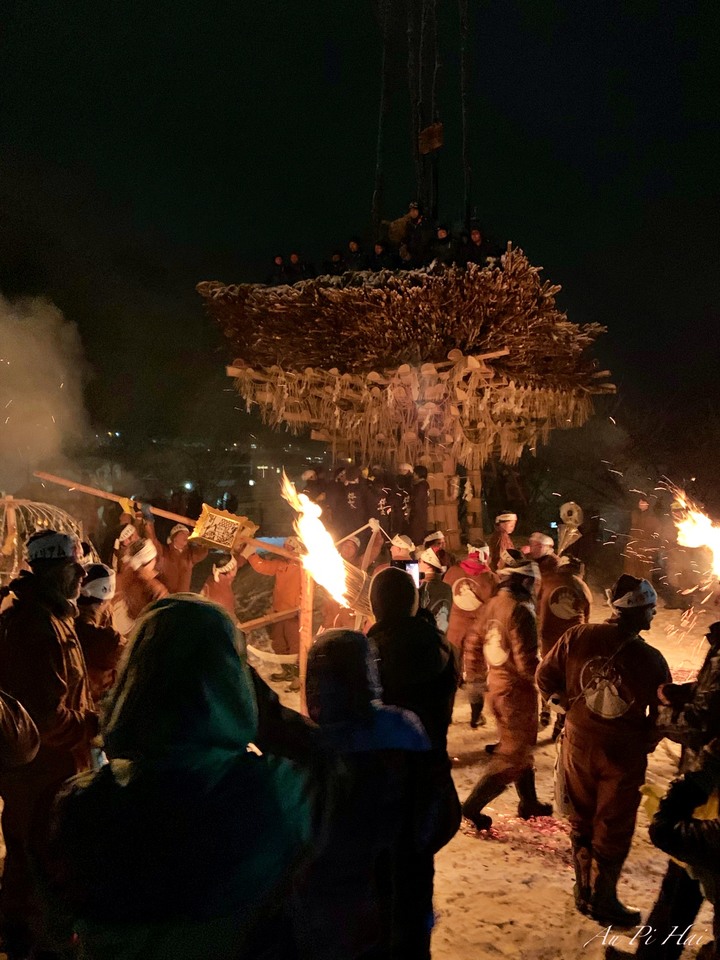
[[459, 0, 472, 226]]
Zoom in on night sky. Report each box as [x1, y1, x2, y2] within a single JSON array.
[[1, 1, 718, 443]]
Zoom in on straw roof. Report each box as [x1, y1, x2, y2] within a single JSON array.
[[198, 247, 613, 468]]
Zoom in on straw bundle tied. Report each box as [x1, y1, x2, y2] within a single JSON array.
[[198, 249, 613, 468]]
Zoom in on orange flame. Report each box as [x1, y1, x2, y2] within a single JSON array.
[[672, 489, 720, 579], [281, 473, 350, 607]]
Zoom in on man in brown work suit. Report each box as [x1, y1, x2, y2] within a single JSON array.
[[147, 518, 208, 594], [0, 530, 98, 959], [536, 555, 592, 731], [488, 512, 517, 572], [536, 574, 671, 928], [443, 540, 496, 727], [247, 538, 302, 689], [462, 550, 552, 830]]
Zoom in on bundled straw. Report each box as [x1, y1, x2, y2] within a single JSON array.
[[197, 249, 613, 468]]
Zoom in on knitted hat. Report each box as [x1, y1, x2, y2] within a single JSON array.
[[370, 566, 419, 621], [81, 563, 117, 600], [26, 530, 81, 564], [607, 575, 657, 611]]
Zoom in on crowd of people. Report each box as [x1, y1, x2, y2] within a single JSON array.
[[0, 474, 718, 959], [266, 202, 503, 285]]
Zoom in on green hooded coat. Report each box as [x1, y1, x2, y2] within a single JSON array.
[[51, 595, 318, 960]]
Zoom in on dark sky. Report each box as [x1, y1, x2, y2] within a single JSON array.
[[0, 1, 718, 440]]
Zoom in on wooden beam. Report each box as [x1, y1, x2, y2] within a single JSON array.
[[298, 569, 314, 716], [237, 607, 300, 633]]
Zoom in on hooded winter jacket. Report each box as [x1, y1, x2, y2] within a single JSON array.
[[657, 631, 720, 773], [367, 615, 457, 753], [649, 743, 720, 946], [293, 630, 429, 960], [51, 596, 321, 960]]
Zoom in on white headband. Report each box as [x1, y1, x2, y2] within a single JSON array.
[[167, 524, 190, 544], [497, 552, 540, 580], [607, 580, 657, 611], [212, 555, 237, 582], [27, 532, 80, 563], [496, 512, 517, 524], [118, 524, 136, 544], [424, 530, 445, 545], [467, 542, 490, 562], [81, 568, 117, 600], [419, 548, 444, 571], [529, 532, 554, 548], [391, 535, 416, 552], [127, 540, 157, 571]]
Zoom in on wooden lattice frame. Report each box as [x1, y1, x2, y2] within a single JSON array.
[[198, 248, 614, 468]]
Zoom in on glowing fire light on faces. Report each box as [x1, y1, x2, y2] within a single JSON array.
[[672, 489, 720, 579], [281, 473, 350, 607]]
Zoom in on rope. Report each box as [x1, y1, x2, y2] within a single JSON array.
[[246, 644, 299, 665]]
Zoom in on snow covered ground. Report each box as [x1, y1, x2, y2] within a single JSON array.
[[432, 601, 716, 960]]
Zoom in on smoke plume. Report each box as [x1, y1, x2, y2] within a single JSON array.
[[0, 292, 89, 492]]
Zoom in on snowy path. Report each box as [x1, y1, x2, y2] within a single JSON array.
[[432, 603, 717, 959]]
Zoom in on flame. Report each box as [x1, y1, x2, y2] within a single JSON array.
[[672, 489, 720, 579], [281, 473, 350, 607]]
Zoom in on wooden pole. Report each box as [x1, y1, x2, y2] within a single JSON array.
[[34, 471, 299, 561], [33, 472, 194, 526], [237, 607, 300, 633], [298, 569, 314, 716]]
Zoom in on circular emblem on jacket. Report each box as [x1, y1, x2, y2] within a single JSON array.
[[484, 620, 509, 667], [452, 577, 482, 612]]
